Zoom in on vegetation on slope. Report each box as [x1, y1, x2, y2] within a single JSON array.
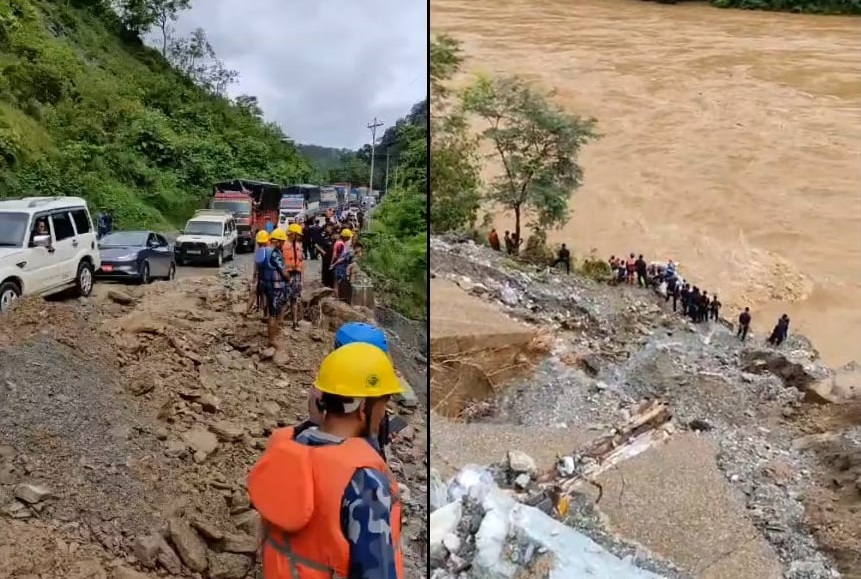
[[360, 101, 428, 320], [0, 0, 312, 228]]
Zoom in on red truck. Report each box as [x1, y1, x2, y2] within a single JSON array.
[[211, 180, 281, 251]]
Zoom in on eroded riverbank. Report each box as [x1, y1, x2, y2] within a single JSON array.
[[431, 0, 861, 366]]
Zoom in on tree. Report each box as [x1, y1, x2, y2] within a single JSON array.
[[152, 0, 191, 56], [115, 0, 190, 46], [234, 95, 263, 118], [461, 75, 598, 243], [429, 35, 482, 233], [167, 28, 238, 95]]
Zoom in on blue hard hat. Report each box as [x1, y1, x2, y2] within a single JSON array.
[[333, 322, 389, 353]]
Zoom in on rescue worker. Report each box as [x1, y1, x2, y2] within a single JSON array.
[[282, 223, 305, 331], [331, 228, 353, 299], [488, 228, 501, 251], [709, 294, 722, 321], [625, 253, 637, 285], [550, 243, 571, 274], [635, 254, 648, 287], [265, 229, 290, 348], [504, 231, 515, 254], [767, 314, 790, 346], [737, 307, 752, 341], [248, 230, 272, 318], [247, 342, 405, 579], [306, 322, 394, 457]]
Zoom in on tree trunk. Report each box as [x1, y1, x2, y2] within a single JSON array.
[[513, 204, 521, 254]]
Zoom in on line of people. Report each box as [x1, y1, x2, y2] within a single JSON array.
[[249, 219, 362, 348], [248, 321, 407, 579], [608, 253, 791, 346]]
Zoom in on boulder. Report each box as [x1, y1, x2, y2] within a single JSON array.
[[168, 517, 208, 572], [208, 552, 253, 579]]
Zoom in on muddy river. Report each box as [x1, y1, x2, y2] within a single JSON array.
[[432, 0, 861, 366]]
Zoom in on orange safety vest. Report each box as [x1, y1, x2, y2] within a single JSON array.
[[283, 241, 304, 273], [247, 426, 404, 579]]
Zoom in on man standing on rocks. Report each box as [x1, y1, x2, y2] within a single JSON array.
[[264, 228, 289, 348], [737, 307, 752, 341], [551, 243, 571, 274], [248, 230, 271, 317], [247, 343, 405, 579], [282, 224, 305, 331], [635, 254, 648, 287]]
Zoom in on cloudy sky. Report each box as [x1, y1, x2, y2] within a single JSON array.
[[172, 0, 427, 149]]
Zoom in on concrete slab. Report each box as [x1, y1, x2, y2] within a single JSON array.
[[430, 413, 594, 478], [431, 278, 531, 340], [593, 433, 783, 579]]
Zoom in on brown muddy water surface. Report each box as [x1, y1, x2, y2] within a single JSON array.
[[432, 0, 861, 367]]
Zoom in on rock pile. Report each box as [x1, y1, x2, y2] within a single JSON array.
[[0, 266, 427, 578]]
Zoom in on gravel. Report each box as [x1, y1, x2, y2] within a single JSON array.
[[430, 236, 845, 579]]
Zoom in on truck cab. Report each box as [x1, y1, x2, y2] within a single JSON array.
[[210, 191, 253, 250]]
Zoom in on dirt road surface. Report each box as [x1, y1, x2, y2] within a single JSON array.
[[0, 258, 427, 579]]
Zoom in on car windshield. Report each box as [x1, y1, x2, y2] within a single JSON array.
[[100, 232, 148, 247], [184, 221, 223, 236], [211, 201, 251, 215], [0, 213, 30, 247]]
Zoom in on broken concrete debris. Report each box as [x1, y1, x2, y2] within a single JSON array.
[[430, 463, 673, 579]]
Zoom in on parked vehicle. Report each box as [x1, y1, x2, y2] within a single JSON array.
[[211, 179, 281, 251], [278, 193, 306, 226], [283, 184, 321, 216], [174, 210, 238, 267], [0, 196, 101, 312], [95, 231, 176, 284]]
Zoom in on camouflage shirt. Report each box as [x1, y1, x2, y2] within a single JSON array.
[[268, 248, 287, 289], [295, 426, 398, 579]]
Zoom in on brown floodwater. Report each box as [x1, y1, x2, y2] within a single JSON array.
[[432, 0, 861, 367]]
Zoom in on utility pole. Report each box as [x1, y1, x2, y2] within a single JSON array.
[[367, 118, 384, 192], [384, 147, 391, 195]]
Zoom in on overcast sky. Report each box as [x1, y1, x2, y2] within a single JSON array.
[[172, 0, 427, 149]]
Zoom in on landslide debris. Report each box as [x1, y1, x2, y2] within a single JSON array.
[[429, 237, 860, 579], [0, 267, 427, 579]]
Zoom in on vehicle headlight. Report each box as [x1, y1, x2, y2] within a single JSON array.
[[117, 254, 138, 261], [207, 242, 219, 248]]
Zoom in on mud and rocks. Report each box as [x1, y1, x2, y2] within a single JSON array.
[[0, 262, 427, 579], [430, 237, 860, 579]]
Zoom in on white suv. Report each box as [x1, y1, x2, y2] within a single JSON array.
[[0, 197, 102, 312], [174, 210, 238, 267]]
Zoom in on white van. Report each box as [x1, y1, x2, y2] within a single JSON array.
[[174, 210, 238, 267], [0, 197, 101, 312]]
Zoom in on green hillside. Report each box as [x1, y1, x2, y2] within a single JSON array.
[[0, 0, 313, 228]]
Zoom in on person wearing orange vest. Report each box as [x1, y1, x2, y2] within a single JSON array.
[[281, 223, 305, 330], [247, 342, 405, 579], [331, 228, 353, 300]]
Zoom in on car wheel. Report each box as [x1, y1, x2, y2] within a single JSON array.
[[166, 262, 176, 281], [75, 261, 95, 297], [0, 280, 21, 312], [139, 262, 150, 285]]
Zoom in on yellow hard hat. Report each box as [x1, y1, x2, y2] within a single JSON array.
[[255, 230, 270, 244], [341, 228, 353, 238], [315, 342, 403, 399], [270, 228, 287, 241], [288, 223, 303, 235]]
